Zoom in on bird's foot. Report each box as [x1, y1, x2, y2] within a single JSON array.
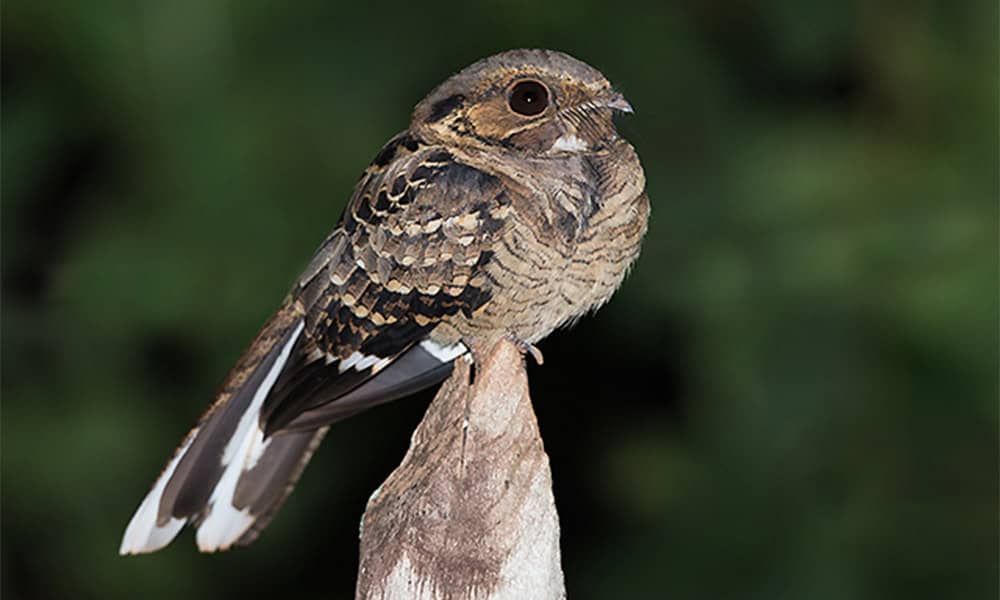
[[510, 337, 544, 366]]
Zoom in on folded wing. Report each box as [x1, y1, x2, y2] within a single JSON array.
[[120, 136, 513, 554]]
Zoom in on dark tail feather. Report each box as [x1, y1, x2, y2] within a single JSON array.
[[232, 426, 328, 546]]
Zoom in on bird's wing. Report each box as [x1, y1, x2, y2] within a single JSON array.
[[120, 133, 515, 554], [263, 133, 515, 431]]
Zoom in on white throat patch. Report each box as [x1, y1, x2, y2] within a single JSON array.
[[550, 133, 589, 153]]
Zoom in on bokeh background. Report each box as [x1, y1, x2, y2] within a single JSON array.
[[3, 1, 997, 598]]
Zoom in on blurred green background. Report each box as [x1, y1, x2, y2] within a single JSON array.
[[3, 1, 997, 598]]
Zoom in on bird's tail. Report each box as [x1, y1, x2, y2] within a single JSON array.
[[120, 307, 324, 554]]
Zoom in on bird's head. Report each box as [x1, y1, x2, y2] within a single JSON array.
[[411, 49, 632, 156]]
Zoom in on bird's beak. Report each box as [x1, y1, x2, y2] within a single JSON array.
[[602, 90, 633, 114]]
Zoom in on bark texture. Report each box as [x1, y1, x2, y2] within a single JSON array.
[[356, 339, 565, 600]]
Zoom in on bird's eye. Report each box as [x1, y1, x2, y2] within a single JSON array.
[[507, 80, 549, 117]]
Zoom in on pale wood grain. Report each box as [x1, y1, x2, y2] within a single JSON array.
[[356, 339, 565, 600]]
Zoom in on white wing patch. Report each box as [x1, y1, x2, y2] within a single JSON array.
[[338, 351, 391, 374], [419, 339, 468, 363]]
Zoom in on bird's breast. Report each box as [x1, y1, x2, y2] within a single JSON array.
[[441, 141, 648, 345]]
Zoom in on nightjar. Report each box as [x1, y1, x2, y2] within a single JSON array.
[[120, 48, 649, 554]]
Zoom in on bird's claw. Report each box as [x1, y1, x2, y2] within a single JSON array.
[[511, 338, 544, 365]]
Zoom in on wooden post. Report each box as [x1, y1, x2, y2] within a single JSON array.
[[355, 339, 565, 599]]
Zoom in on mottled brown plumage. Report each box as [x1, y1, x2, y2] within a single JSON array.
[[120, 48, 649, 555]]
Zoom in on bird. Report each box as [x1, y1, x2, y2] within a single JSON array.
[[119, 48, 649, 555]]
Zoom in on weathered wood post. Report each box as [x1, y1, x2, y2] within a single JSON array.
[[355, 339, 565, 599]]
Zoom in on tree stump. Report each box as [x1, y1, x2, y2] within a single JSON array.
[[355, 339, 565, 599]]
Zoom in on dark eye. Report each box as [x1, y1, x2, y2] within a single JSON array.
[[508, 80, 549, 117]]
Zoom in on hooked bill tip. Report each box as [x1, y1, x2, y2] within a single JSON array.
[[604, 91, 633, 114]]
